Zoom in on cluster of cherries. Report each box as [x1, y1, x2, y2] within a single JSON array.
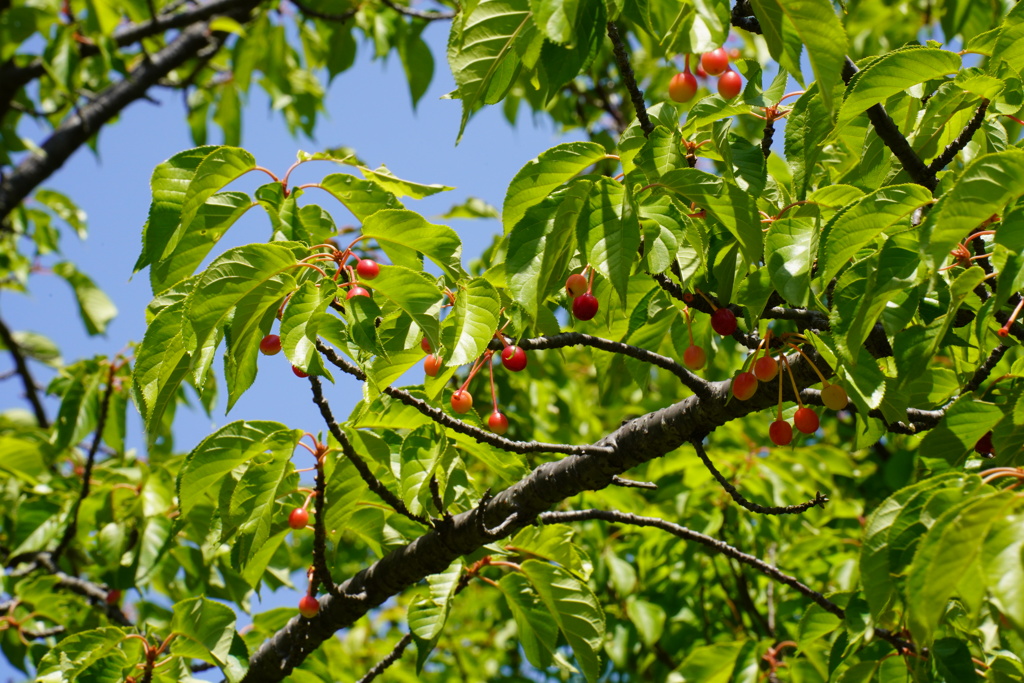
[[669, 48, 743, 103]]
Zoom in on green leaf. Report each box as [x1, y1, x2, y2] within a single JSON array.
[[510, 524, 588, 578], [408, 559, 463, 641], [506, 181, 588, 321], [280, 279, 337, 379], [659, 168, 763, 264], [317, 173, 404, 222], [502, 141, 607, 234], [577, 177, 641, 305], [750, 0, 846, 112], [51, 360, 103, 452], [906, 491, 1014, 644], [365, 265, 442, 350], [499, 572, 559, 670], [784, 86, 832, 199], [36, 627, 127, 683], [359, 165, 453, 199], [35, 188, 87, 238], [764, 217, 816, 307], [838, 47, 962, 129], [818, 184, 934, 287], [983, 513, 1024, 635], [917, 397, 1003, 466], [399, 423, 446, 517], [132, 299, 191, 431], [135, 146, 219, 273], [921, 150, 1024, 268], [177, 147, 257, 245], [448, 0, 531, 142], [182, 242, 304, 379], [521, 559, 605, 683], [170, 597, 241, 670], [399, 24, 435, 108], [52, 262, 117, 336], [360, 209, 464, 281], [625, 597, 666, 646], [675, 641, 745, 683], [444, 277, 500, 366], [176, 420, 300, 519]]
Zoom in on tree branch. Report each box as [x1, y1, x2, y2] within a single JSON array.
[[315, 341, 615, 457], [52, 362, 116, 562], [926, 99, 989, 176], [6, 553, 131, 625], [312, 451, 337, 596], [0, 8, 259, 223], [308, 375, 429, 526], [692, 440, 829, 515], [0, 315, 49, 428], [606, 22, 653, 137], [356, 634, 414, 683], [378, 0, 455, 21], [288, 0, 358, 22]]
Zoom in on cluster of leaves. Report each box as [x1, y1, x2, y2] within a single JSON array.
[[3, 0, 1024, 682]]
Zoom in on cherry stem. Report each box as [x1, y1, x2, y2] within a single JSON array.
[[494, 331, 511, 350], [683, 308, 695, 346], [487, 560, 523, 571], [303, 491, 315, 509], [779, 91, 805, 103], [780, 354, 804, 409], [459, 351, 494, 393], [297, 441, 318, 457], [489, 358, 499, 412], [786, 343, 830, 386], [963, 230, 996, 245], [684, 53, 691, 72], [587, 267, 595, 292], [155, 633, 176, 656], [776, 357, 785, 421], [1003, 114, 1024, 126], [292, 262, 329, 278], [695, 288, 718, 311], [774, 201, 813, 220], [1000, 297, 1024, 334], [253, 165, 280, 182]]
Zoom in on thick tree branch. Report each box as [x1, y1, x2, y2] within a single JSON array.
[[606, 22, 653, 137], [0, 10, 259, 223], [0, 315, 48, 428], [52, 363, 116, 563], [241, 347, 847, 682], [692, 440, 828, 514], [315, 341, 615, 457], [926, 99, 989, 176], [308, 375, 429, 525]]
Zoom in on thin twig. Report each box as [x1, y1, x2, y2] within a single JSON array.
[[606, 22, 653, 136], [692, 440, 828, 515], [378, 0, 455, 20], [289, 0, 358, 22], [963, 343, 1007, 394], [315, 341, 615, 457], [356, 634, 414, 683], [927, 99, 989, 175], [0, 315, 48, 427], [312, 454, 337, 596], [52, 363, 116, 562], [307, 375, 428, 525]]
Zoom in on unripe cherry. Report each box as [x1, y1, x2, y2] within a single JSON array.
[[718, 70, 743, 99], [769, 420, 792, 446], [288, 508, 309, 530], [669, 71, 699, 103], [753, 356, 778, 382], [451, 390, 473, 414], [298, 595, 319, 619], [259, 334, 282, 356], [573, 293, 599, 321], [821, 384, 849, 411], [292, 365, 309, 378], [356, 258, 380, 280], [711, 308, 737, 336], [346, 286, 370, 300], [683, 345, 706, 371], [501, 345, 528, 372], [794, 407, 819, 434], [487, 411, 509, 435], [701, 47, 730, 76], [731, 372, 758, 401], [424, 354, 442, 377], [566, 273, 589, 297]]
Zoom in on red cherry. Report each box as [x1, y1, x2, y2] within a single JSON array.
[[794, 407, 819, 434], [487, 411, 509, 435], [731, 372, 758, 401], [298, 595, 319, 619], [669, 71, 699, 103], [420, 337, 431, 353], [566, 273, 589, 297], [572, 293, 599, 321], [974, 431, 995, 456], [695, 63, 708, 79], [718, 70, 743, 99], [753, 356, 778, 382], [346, 286, 370, 300], [683, 345, 706, 371], [769, 420, 792, 446], [451, 390, 473, 414], [701, 48, 730, 76], [710, 308, 737, 336], [292, 365, 309, 378], [259, 334, 282, 356], [288, 508, 309, 530], [821, 384, 849, 411], [501, 346, 528, 372], [424, 354, 443, 377], [106, 589, 122, 605], [356, 258, 380, 280]]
